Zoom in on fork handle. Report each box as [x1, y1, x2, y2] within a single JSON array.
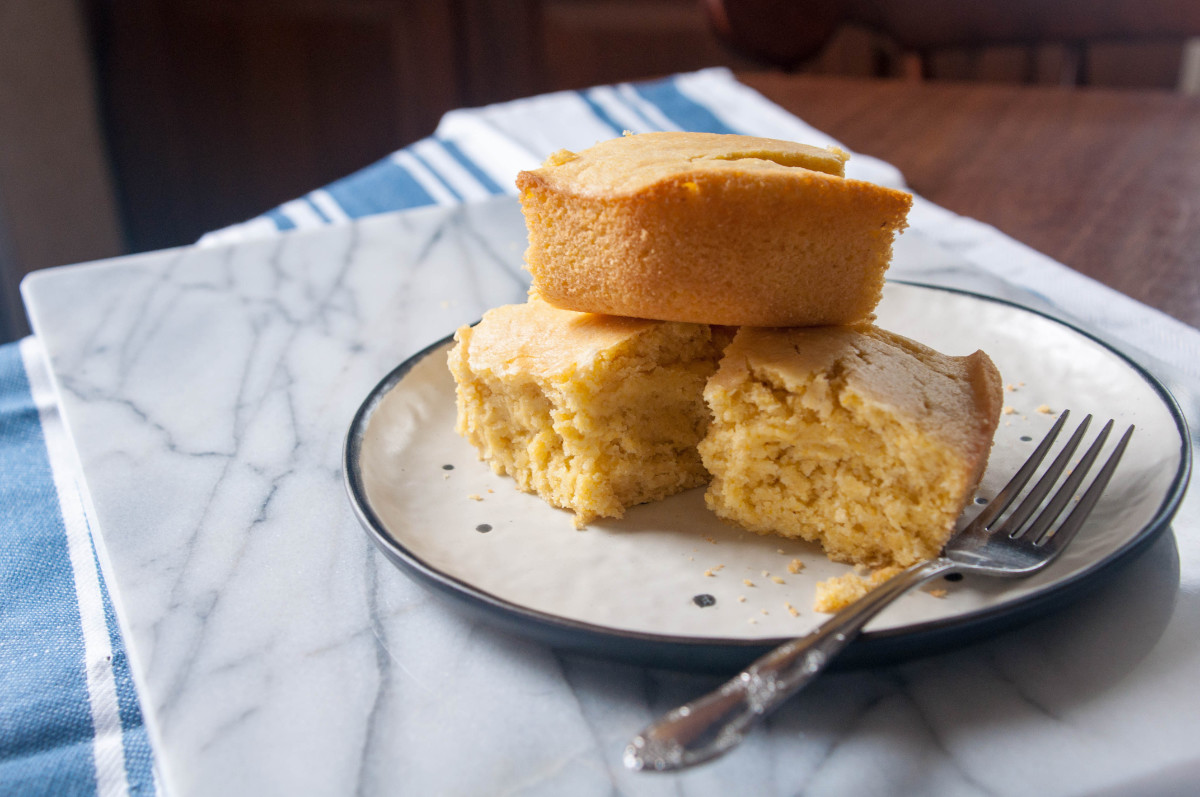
[[625, 557, 957, 772]]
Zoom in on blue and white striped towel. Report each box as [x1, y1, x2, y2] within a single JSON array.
[[1, 339, 156, 795], [200, 68, 906, 247], [3, 66, 1197, 796]]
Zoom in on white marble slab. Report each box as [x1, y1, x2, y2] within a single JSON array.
[[22, 197, 1200, 796]]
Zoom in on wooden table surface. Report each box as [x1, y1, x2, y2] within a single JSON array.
[[740, 73, 1200, 329]]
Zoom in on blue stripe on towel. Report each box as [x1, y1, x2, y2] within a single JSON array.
[[309, 198, 334, 223], [409, 150, 464, 202], [633, 77, 737, 134], [437, 138, 505, 196], [578, 92, 627, 136], [324, 158, 435, 218], [0, 342, 98, 795], [607, 86, 669, 133], [265, 208, 296, 232]]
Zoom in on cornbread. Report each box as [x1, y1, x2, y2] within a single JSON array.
[[516, 132, 912, 327], [813, 567, 903, 613], [448, 300, 724, 527], [700, 325, 1003, 567]]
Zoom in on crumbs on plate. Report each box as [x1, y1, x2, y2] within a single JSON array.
[[813, 566, 903, 613]]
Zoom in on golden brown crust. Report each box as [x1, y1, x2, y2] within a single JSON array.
[[460, 298, 661, 377], [517, 132, 912, 327], [715, 325, 1003, 461], [530, 132, 849, 194]]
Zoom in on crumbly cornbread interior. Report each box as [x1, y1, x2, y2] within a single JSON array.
[[700, 325, 1002, 567], [448, 300, 724, 527]]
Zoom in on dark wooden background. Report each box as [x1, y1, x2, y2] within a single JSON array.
[[741, 74, 1200, 329], [84, 0, 747, 253], [84, 0, 1192, 254]]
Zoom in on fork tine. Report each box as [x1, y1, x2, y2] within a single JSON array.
[[1023, 419, 1112, 543], [999, 414, 1093, 539], [962, 410, 1070, 536], [1034, 424, 1134, 554]]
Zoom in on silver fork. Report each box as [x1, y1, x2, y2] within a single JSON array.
[[624, 410, 1133, 773]]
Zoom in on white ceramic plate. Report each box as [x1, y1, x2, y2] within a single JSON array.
[[344, 282, 1190, 670]]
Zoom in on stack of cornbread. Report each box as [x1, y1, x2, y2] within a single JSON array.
[[449, 132, 1002, 570]]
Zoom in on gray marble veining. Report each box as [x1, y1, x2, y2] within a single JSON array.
[[22, 196, 1200, 795]]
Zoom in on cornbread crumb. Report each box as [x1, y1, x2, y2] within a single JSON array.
[[704, 569, 716, 577], [449, 300, 723, 527], [1036, 404, 1054, 414], [771, 576, 786, 584], [785, 602, 799, 617], [738, 595, 747, 603], [701, 325, 1002, 567], [927, 588, 948, 599], [743, 579, 755, 587], [787, 558, 806, 574], [814, 573, 870, 612], [468, 494, 483, 502], [1003, 406, 1016, 415], [814, 566, 904, 613]]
